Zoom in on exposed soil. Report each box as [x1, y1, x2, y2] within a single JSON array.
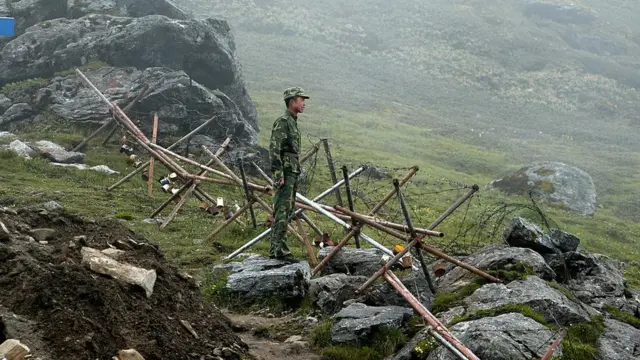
[[0, 208, 250, 360]]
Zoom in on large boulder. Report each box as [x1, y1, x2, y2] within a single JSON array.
[[0, 14, 257, 129], [545, 250, 627, 309], [309, 273, 368, 315], [464, 276, 591, 326], [597, 319, 640, 360], [330, 303, 413, 345], [425, 313, 561, 360], [41, 66, 257, 144], [489, 161, 597, 215], [8, 0, 67, 36], [67, 0, 191, 20], [316, 246, 385, 276], [31, 140, 85, 164], [503, 217, 559, 255], [436, 244, 555, 293], [366, 269, 434, 310], [212, 255, 311, 304]]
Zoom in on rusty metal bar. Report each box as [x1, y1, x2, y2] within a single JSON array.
[[106, 116, 221, 191], [421, 243, 502, 284], [238, 158, 257, 228], [540, 329, 567, 360], [394, 178, 436, 294], [384, 271, 479, 360], [322, 139, 343, 206], [312, 166, 419, 275], [205, 200, 254, 242], [295, 216, 318, 266], [149, 138, 231, 218], [334, 206, 443, 238], [300, 141, 322, 164], [342, 165, 360, 248], [223, 166, 367, 261], [429, 184, 479, 230]]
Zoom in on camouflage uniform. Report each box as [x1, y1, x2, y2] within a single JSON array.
[[268, 87, 309, 258]]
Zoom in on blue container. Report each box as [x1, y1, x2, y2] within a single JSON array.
[[0, 17, 15, 37]]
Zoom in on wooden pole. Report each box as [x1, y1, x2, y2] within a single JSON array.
[[321, 139, 343, 206], [296, 216, 318, 266], [148, 113, 158, 198], [238, 158, 257, 228]]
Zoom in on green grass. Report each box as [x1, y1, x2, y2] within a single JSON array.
[[448, 304, 551, 328]]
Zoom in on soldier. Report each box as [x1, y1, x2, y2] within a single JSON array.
[[268, 87, 309, 260]]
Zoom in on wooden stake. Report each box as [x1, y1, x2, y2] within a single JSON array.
[[148, 113, 158, 198]]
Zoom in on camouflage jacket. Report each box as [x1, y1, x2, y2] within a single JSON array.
[[269, 110, 301, 179]]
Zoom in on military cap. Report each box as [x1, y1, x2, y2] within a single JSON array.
[[283, 87, 310, 100]]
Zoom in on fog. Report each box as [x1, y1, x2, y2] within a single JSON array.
[[178, 0, 640, 219]]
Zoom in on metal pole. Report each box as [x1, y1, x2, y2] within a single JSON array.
[[384, 271, 479, 360], [358, 235, 423, 293], [322, 139, 343, 206], [540, 329, 566, 360], [223, 166, 367, 261], [394, 178, 437, 294], [106, 116, 221, 191], [420, 243, 503, 284], [342, 165, 360, 248], [429, 185, 479, 229], [238, 158, 257, 228]]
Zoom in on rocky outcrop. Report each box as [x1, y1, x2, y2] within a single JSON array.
[[436, 244, 555, 293], [212, 255, 311, 304], [309, 273, 367, 315], [597, 319, 640, 360], [67, 0, 191, 20], [0, 14, 257, 130], [489, 161, 597, 215], [316, 246, 385, 276], [330, 303, 413, 345], [425, 313, 562, 360], [464, 276, 591, 325]]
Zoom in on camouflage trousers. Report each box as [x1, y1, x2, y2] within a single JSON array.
[[269, 173, 298, 258]]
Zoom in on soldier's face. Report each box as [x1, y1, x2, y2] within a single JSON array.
[[291, 97, 306, 113]]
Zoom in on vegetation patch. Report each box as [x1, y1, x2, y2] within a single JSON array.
[[487, 262, 536, 282], [0, 78, 49, 103], [546, 281, 580, 303], [603, 305, 640, 329], [431, 279, 486, 314], [557, 316, 606, 360], [309, 320, 408, 360]]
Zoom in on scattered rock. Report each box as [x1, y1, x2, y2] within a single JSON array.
[[42, 201, 63, 212], [463, 276, 591, 326], [388, 326, 430, 360], [309, 273, 368, 315], [0, 104, 33, 127], [7, 140, 34, 158], [81, 246, 157, 298], [0, 339, 30, 360], [331, 303, 413, 344], [503, 217, 558, 255], [436, 244, 555, 293], [316, 246, 386, 276], [28, 228, 56, 242], [101, 248, 126, 259], [212, 255, 311, 304], [284, 335, 303, 343], [489, 161, 597, 215], [0, 95, 12, 114], [0, 131, 15, 138], [114, 348, 145, 360], [548, 228, 580, 253], [425, 313, 561, 360], [32, 141, 85, 164], [597, 319, 640, 360]]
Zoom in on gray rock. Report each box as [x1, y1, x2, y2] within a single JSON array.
[[464, 276, 591, 326], [0, 103, 33, 127], [426, 313, 561, 360], [309, 273, 368, 315], [436, 306, 466, 327], [213, 255, 311, 303], [524, 1, 597, 25], [548, 228, 580, 253], [43, 65, 257, 145], [389, 326, 430, 360], [597, 319, 640, 360], [32, 140, 85, 164], [366, 269, 433, 310], [43, 201, 63, 212], [9, 0, 67, 36], [503, 217, 558, 255], [0, 95, 12, 114], [317, 246, 386, 276], [67, 0, 121, 18], [29, 228, 56, 242], [437, 244, 555, 293], [331, 303, 413, 345], [0, 131, 15, 139], [0, 14, 257, 130], [560, 251, 627, 308], [489, 161, 597, 215], [67, 0, 191, 19]]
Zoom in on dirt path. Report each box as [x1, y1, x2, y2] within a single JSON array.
[[224, 312, 321, 360]]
